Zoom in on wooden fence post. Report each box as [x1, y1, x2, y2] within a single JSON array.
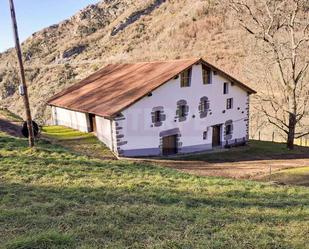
[[272, 132, 275, 142]]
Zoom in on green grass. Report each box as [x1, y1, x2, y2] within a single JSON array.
[[175, 140, 309, 162], [6, 230, 74, 249], [42, 126, 94, 140], [0, 133, 309, 248], [260, 167, 309, 187], [42, 126, 115, 160]]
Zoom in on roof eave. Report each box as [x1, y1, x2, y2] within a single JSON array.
[[199, 58, 257, 94]]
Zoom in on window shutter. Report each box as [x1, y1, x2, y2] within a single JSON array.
[[185, 105, 189, 115], [208, 70, 212, 84], [180, 73, 185, 87], [188, 68, 192, 86]]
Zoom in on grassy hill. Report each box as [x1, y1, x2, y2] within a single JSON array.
[[0, 0, 255, 122], [0, 132, 308, 248]]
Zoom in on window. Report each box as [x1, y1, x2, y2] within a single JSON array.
[[201, 99, 209, 113], [154, 110, 161, 122], [176, 100, 188, 122], [223, 82, 229, 94], [224, 120, 233, 140], [202, 65, 211, 85], [199, 97, 210, 118], [180, 68, 192, 87], [152, 107, 165, 127], [226, 124, 232, 135], [227, 98, 233, 109], [203, 131, 208, 140], [179, 105, 186, 118]]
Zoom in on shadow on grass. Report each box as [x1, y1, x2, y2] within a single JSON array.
[[151, 140, 309, 163], [0, 118, 23, 137], [1, 134, 309, 248], [1, 179, 309, 248]]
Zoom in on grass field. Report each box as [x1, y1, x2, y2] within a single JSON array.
[[42, 126, 115, 160], [259, 167, 309, 187], [0, 132, 309, 249], [175, 140, 309, 162]]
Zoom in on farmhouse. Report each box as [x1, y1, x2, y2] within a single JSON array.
[[47, 58, 256, 157]]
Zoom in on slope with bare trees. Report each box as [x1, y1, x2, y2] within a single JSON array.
[[231, 0, 309, 148]]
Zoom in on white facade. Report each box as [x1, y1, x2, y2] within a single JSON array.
[[51, 106, 89, 133], [116, 64, 249, 156], [52, 63, 251, 157], [95, 116, 115, 151]]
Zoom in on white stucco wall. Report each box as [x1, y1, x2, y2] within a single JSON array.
[[52, 106, 116, 151], [96, 116, 114, 150], [116, 64, 250, 156], [52, 106, 89, 132]]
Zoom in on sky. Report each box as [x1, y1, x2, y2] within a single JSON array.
[[0, 0, 100, 52]]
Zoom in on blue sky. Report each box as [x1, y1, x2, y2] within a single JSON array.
[[0, 0, 100, 52]]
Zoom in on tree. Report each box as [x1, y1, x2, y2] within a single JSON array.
[[230, 0, 309, 149]]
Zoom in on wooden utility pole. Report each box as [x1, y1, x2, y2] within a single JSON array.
[[9, 0, 35, 147]]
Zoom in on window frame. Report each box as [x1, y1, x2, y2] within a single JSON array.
[[154, 110, 161, 123], [226, 98, 233, 109], [179, 105, 187, 118], [201, 99, 209, 113], [203, 131, 208, 140], [223, 82, 229, 94], [180, 68, 192, 87], [202, 65, 211, 85], [226, 124, 232, 135]]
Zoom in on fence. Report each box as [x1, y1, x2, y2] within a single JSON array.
[[251, 131, 309, 147]]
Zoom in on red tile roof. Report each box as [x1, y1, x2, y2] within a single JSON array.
[[47, 58, 256, 117]]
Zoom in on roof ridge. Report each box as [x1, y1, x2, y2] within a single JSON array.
[[48, 57, 256, 118], [110, 57, 201, 65]]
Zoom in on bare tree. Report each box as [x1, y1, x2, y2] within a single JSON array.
[[230, 0, 309, 149]]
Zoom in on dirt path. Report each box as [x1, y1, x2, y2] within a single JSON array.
[[137, 158, 309, 180], [0, 114, 23, 137]]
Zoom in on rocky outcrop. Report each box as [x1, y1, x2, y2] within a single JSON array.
[[111, 0, 166, 36], [62, 45, 86, 59]]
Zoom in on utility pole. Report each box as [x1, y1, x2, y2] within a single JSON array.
[[9, 0, 35, 147]]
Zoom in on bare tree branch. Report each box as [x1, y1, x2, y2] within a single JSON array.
[[230, 0, 309, 149]]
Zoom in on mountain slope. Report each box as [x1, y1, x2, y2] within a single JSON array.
[[0, 0, 254, 122]]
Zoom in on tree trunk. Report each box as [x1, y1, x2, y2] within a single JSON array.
[[287, 113, 296, 150]]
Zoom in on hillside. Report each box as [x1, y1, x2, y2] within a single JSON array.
[[0, 0, 255, 122], [0, 132, 309, 248]]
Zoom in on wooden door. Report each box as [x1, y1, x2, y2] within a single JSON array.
[[212, 125, 221, 147], [92, 115, 97, 133], [162, 135, 178, 156], [89, 114, 97, 133]]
